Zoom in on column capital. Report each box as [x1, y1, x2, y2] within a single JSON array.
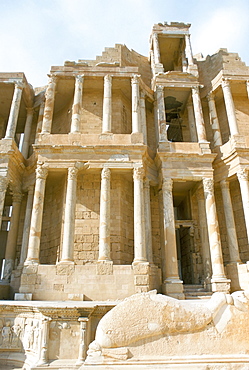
[[131, 74, 141, 85], [221, 78, 231, 88], [14, 81, 24, 90], [156, 85, 164, 93], [36, 164, 49, 180], [203, 178, 214, 195], [192, 85, 200, 94], [133, 167, 144, 180], [47, 74, 58, 84], [162, 178, 173, 192], [75, 74, 84, 83], [101, 167, 111, 180], [237, 168, 248, 181], [104, 74, 112, 82], [12, 192, 23, 203], [68, 166, 79, 181]]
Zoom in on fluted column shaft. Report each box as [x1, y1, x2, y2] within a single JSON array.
[[185, 34, 194, 65], [156, 85, 167, 142], [71, 75, 84, 133], [5, 82, 23, 138], [98, 168, 111, 261], [133, 167, 146, 264], [41, 75, 57, 134], [102, 75, 112, 133], [207, 93, 222, 147], [3, 192, 23, 280], [21, 108, 33, 158], [237, 169, 249, 243], [203, 178, 227, 280], [222, 79, 239, 136], [144, 179, 153, 263], [220, 180, 241, 263], [153, 33, 161, 65], [19, 186, 34, 265], [25, 165, 48, 264], [61, 166, 79, 263], [131, 75, 141, 133], [187, 102, 197, 142], [140, 91, 147, 144], [162, 178, 180, 281], [192, 86, 207, 142]]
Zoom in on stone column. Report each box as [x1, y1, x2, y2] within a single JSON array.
[[131, 75, 141, 133], [35, 101, 45, 139], [156, 85, 167, 142], [186, 102, 197, 142], [76, 318, 88, 365], [153, 33, 161, 65], [144, 179, 153, 263], [19, 186, 35, 266], [185, 34, 194, 65], [25, 165, 48, 264], [133, 167, 147, 264], [246, 80, 249, 100], [196, 188, 212, 288], [3, 192, 23, 280], [0, 177, 8, 230], [207, 92, 222, 147], [98, 168, 111, 261], [222, 79, 239, 136], [203, 178, 230, 292], [162, 178, 183, 297], [21, 108, 33, 158], [60, 166, 79, 263], [192, 86, 207, 142], [140, 91, 147, 144], [5, 82, 23, 139], [237, 168, 249, 244], [102, 75, 112, 133], [220, 180, 241, 263], [71, 74, 84, 133], [41, 75, 57, 134], [37, 317, 51, 366]]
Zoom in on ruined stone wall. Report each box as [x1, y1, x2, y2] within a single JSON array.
[[40, 174, 65, 264]]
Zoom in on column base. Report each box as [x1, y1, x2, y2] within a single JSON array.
[[211, 277, 231, 293], [132, 259, 148, 266], [24, 259, 39, 266], [162, 278, 185, 300], [58, 260, 75, 265]]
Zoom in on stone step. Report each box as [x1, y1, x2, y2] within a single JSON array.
[[184, 284, 207, 292]]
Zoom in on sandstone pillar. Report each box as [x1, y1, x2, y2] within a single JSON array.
[[203, 178, 230, 292], [21, 108, 33, 158], [185, 34, 194, 65], [237, 169, 249, 244], [131, 75, 141, 133], [222, 79, 239, 136], [71, 74, 84, 133], [162, 178, 183, 297], [25, 165, 48, 264], [35, 101, 45, 138], [186, 102, 197, 142], [41, 75, 57, 134], [3, 192, 22, 280], [98, 168, 111, 261], [5, 82, 23, 139], [140, 91, 147, 144], [144, 179, 153, 263], [76, 318, 88, 364], [220, 180, 241, 263], [133, 167, 147, 264], [0, 177, 8, 230], [153, 33, 161, 65], [192, 86, 207, 142], [61, 166, 79, 263], [156, 85, 167, 142], [102, 75, 112, 133], [207, 92, 222, 147], [19, 186, 34, 266]]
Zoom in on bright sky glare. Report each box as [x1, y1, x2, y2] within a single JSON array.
[[0, 0, 248, 88]]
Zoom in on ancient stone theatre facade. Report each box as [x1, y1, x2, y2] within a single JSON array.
[[0, 22, 249, 369]]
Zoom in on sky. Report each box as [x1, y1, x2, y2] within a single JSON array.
[[0, 0, 249, 88]]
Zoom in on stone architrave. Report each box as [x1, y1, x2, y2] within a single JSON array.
[[192, 86, 207, 143], [207, 92, 222, 147], [98, 168, 111, 261], [25, 165, 48, 264], [61, 166, 79, 263], [185, 34, 194, 65], [202, 178, 230, 292], [237, 168, 249, 244], [186, 101, 197, 142], [71, 74, 84, 133], [221, 79, 239, 136], [5, 82, 24, 139], [76, 318, 88, 364], [140, 91, 147, 144], [3, 192, 23, 280], [21, 107, 34, 158], [156, 85, 167, 142], [41, 75, 57, 134], [220, 180, 241, 263], [131, 75, 141, 133], [102, 75, 112, 133], [19, 186, 35, 266], [144, 179, 153, 263], [133, 167, 147, 264]]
